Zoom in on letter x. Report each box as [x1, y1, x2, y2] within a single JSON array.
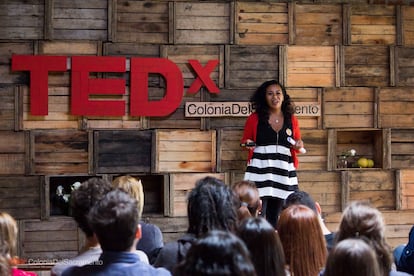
[[187, 60, 219, 94]]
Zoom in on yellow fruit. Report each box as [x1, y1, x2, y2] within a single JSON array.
[[357, 157, 368, 168], [367, 159, 374, 168]]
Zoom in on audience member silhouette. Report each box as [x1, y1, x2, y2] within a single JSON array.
[[283, 190, 335, 251], [335, 200, 411, 276], [237, 217, 287, 276], [51, 178, 113, 276], [112, 175, 164, 263], [154, 176, 238, 272], [174, 230, 257, 276], [232, 180, 262, 221], [0, 212, 37, 276], [393, 225, 414, 274], [323, 238, 381, 276], [62, 189, 170, 276], [277, 204, 327, 276]]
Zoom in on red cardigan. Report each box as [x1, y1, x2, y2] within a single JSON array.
[[241, 112, 302, 168]]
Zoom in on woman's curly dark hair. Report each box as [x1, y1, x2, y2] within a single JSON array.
[[250, 80, 295, 122], [187, 177, 238, 236]]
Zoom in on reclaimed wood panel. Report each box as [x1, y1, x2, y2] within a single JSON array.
[[342, 45, 390, 86], [103, 43, 161, 88], [235, 2, 288, 45], [343, 170, 396, 210], [20, 217, 80, 260], [0, 0, 44, 39], [323, 87, 375, 128], [298, 129, 328, 171], [174, 2, 230, 44], [0, 86, 18, 130], [288, 87, 321, 129], [38, 41, 101, 87], [115, 0, 169, 43], [349, 5, 396, 45], [153, 130, 216, 173], [298, 171, 341, 214], [0, 176, 41, 220], [217, 129, 246, 172], [161, 45, 224, 88], [147, 88, 202, 130], [399, 169, 414, 209], [94, 130, 152, 173], [285, 46, 336, 87], [80, 87, 145, 130], [391, 129, 414, 169], [51, 0, 108, 40], [395, 47, 414, 86], [0, 131, 26, 175], [379, 87, 414, 128], [0, 42, 33, 84], [402, 6, 414, 46], [225, 45, 279, 89], [22, 86, 79, 130], [293, 3, 342, 45], [206, 88, 252, 129], [30, 130, 89, 175], [169, 173, 225, 217]]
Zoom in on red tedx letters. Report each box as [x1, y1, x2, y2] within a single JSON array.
[[11, 55, 219, 117]]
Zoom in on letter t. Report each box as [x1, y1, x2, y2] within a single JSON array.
[[11, 55, 67, 115]]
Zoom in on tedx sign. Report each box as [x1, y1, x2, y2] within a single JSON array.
[[12, 55, 219, 117]]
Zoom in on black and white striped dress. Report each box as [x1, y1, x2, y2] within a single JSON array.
[[244, 118, 299, 199]]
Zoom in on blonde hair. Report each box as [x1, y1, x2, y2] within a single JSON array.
[[0, 212, 18, 258], [112, 175, 144, 216]]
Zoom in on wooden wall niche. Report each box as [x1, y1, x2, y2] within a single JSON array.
[[328, 128, 391, 171], [110, 174, 168, 216], [45, 175, 99, 219]]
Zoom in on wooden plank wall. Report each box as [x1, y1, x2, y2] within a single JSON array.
[[1, 0, 414, 261]]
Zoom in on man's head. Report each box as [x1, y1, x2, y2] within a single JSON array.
[[89, 189, 141, 251], [70, 177, 113, 238], [283, 190, 319, 214]]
